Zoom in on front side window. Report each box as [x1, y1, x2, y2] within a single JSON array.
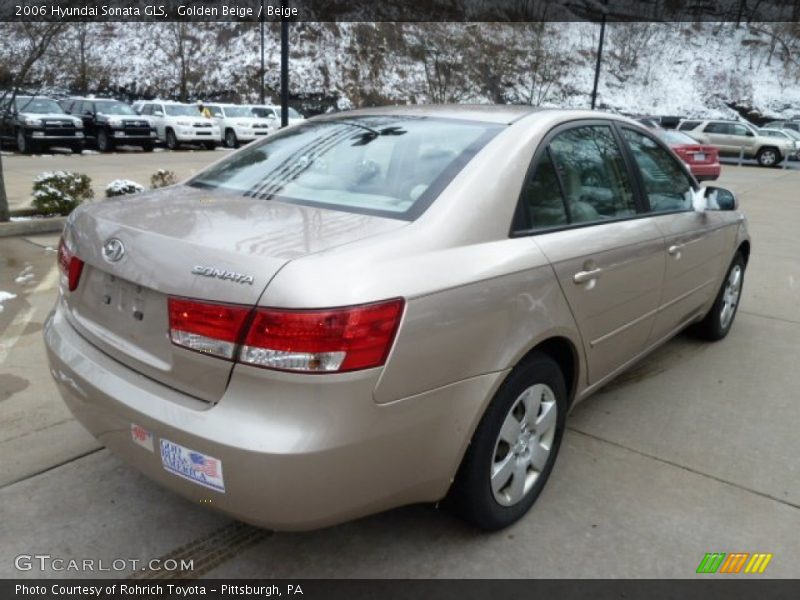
[[622, 128, 694, 213], [678, 121, 701, 131], [189, 116, 501, 220], [731, 124, 750, 137], [703, 122, 728, 134], [547, 125, 637, 223]]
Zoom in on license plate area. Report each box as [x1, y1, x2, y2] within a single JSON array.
[[99, 272, 152, 323], [694, 152, 706, 162]]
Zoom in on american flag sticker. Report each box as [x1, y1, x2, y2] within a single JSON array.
[[159, 439, 225, 493], [130, 423, 154, 453]]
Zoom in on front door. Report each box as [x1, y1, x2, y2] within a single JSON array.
[[619, 127, 729, 343], [523, 123, 665, 385]]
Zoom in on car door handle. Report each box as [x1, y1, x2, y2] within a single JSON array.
[[573, 268, 603, 284], [668, 244, 684, 256]]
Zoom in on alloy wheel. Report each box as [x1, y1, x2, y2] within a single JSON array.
[[720, 264, 742, 330], [491, 383, 558, 507], [759, 150, 777, 166]]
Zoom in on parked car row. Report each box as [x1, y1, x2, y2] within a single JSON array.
[[0, 94, 304, 154], [677, 119, 799, 167]]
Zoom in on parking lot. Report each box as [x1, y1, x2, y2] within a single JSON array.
[[1, 162, 799, 579], [2, 148, 225, 211]]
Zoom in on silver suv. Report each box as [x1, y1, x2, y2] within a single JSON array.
[[679, 119, 793, 167]]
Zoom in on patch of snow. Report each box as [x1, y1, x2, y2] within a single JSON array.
[[81, 149, 100, 155], [0, 291, 17, 304]]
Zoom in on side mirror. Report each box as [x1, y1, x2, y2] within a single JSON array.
[[746, 130, 754, 137], [267, 113, 277, 120], [153, 110, 163, 116], [702, 186, 737, 211]]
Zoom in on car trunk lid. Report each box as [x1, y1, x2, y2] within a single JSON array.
[[62, 185, 405, 403]]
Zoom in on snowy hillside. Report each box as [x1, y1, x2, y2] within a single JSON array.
[[2, 21, 800, 121]]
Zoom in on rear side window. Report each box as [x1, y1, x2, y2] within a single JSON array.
[[189, 117, 501, 220], [622, 128, 694, 213], [548, 125, 637, 223], [519, 150, 568, 230]]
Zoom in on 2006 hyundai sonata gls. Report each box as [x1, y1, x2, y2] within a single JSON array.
[[45, 106, 750, 531]]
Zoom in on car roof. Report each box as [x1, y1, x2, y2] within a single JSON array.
[[315, 104, 545, 125]]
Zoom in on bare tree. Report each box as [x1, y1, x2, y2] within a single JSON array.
[[0, 22, 66, 222]]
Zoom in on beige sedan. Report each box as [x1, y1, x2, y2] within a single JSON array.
[[44, 106, 750, 531]]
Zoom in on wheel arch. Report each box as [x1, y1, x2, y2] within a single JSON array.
[[737, 240, 751, 266], [515, 335, 580, 410]]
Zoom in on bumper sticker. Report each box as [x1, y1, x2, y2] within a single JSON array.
[[160, 439, 225, 493], [130, 423, 154, 453]]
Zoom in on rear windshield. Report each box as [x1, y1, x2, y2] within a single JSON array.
[[188, 116, 501, 220], [660, 130, 697, 145]]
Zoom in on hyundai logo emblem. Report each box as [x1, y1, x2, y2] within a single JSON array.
[[102, 238, 125, 263]]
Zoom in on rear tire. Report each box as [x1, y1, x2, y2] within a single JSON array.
[[445, 352, 567, 531], [692, 252, 745, 341], [756, 147, 780, 167]]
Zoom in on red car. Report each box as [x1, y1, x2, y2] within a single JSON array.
[[659, 130, 720, 181]]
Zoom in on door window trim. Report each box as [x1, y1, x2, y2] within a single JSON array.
[[511, 118, 650, 238]]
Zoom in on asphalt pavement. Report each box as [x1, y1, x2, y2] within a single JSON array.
[[0, 164, 798, 578]]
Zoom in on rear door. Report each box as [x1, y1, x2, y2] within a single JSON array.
[[522, 121, 665, 385], [702, 122, 732, 154], [619, 127, 730, 343]]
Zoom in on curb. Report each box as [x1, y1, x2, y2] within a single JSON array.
[[0, 217, 66, 238]]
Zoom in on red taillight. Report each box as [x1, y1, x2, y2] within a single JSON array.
[[242, 299, 404, 372], [167, 296, 404, 373], [57, 237, 84, 292], [168, 298, 251, 360]]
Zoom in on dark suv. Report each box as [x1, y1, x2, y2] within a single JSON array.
[[0, 95, 85, 154], [61, 98, 157, 152]]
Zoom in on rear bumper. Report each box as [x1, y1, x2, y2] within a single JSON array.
[[44, 301, 501, 530], [690, 163, 721, 181]]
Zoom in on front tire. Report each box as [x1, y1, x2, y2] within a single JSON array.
[[97, 130, 113, 153], [203, 141, 217, 150], [165, 129, 178, 150], [16, 129, 33, 154], [224, 128, 239, 148], [692, 252, 745, 341], [445, 353, 567, 531]]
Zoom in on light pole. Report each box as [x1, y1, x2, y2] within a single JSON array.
[[259, 0, 265, 104], [590, 11, 606, 110], [280, 17, 289, 128]]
